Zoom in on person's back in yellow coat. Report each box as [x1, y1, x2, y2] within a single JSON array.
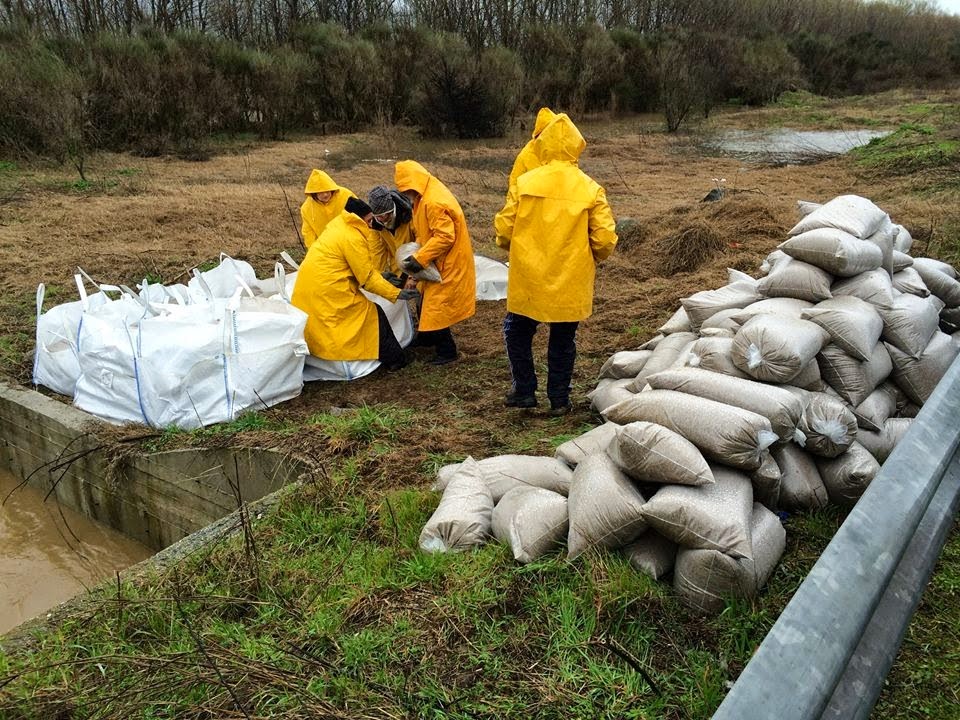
[[506, 107, 557, 196], [300, 169, 356, 248]]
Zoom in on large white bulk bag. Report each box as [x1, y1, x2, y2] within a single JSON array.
[[801, 296, 883, 362], [731, 314, 829, 383], [816, 342, 892, 407], [886, 331, 960, 405], [187, 254, 259, 300], [779, 229, 883, 277], [606, 421, 714, 486], [772, 443, 829, 510], [879, 293, 941, 359], [492, 486, 568, 564], [756, 257, 833, 302], [419, 474, 493, 553], [816, 441, 880, 506], [788, 194, 887, 239], [474, 255, 508, 300]]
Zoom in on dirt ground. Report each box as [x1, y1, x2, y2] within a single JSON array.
[[1, 90, 955, 473]]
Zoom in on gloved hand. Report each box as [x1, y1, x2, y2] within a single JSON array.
[[381, 271, 404, 288], [397, 288, 420, 301], [402, 255, 425, 273]]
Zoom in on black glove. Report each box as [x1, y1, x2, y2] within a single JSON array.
[[398, 288, 420, 301], [402, 255, 425, 273], [381, 271, 404, 288]]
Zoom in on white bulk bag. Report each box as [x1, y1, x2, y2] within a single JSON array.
[[187, 254, 259, 300], [474, 255, 508, 301]]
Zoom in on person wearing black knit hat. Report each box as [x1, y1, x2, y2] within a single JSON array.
[[291, 194, 418, 372], [366, 185, 415, 281]]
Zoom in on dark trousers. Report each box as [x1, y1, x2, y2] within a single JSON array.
[[376, 305, 405, 367], [414, 328, 457, 360], [503, 312, 578, 404]]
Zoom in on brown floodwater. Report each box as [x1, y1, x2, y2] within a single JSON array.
[[0, 468, 153, 635]]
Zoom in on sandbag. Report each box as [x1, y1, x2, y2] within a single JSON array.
[[731, 314, 829, 383], [419, 474, 493, 553], [637, 334, 665, 351], [492, 486, 568, 564], [892, 225, 914, 254], [681, 282, 761, 332], [750, 451, 782, 509], [567, 454, 647, 560], [801, 296, 883, 362], [865, 217, 895, 277], [641, 465, 754, 558], [759, 249, 791, 276], [796, 200, 822, 217], [788, 194, 887, 239], [603, 389, 777, 470], [621, 531, 677, 580], [831, 269, 895, 309], [772, 443, 829, 510], [700, 307, 749, 333], [659, 306, 693, 334], [589, 378, 635, 415], [797, 392, 858, 458], [756, 257, 833, 302], [912, 256, 957, 279], [627, 332, 697, 391], [646, 367, 807, 442], [555, 422, 619, 467], [816, 342, 892, 407], [892, 250, 914, 273], [606, 421, 714, 486], [853, 382, 901, 432], [887, 331, 960, 405], [790, 357, 824, 391], [431, 454, 573, 501], [599, 350, 653, 380], [912, 258, 960, 307], [396, 241, 442, 282], [729, 297, 815, 326], [879, 293, 940, 359], [816, 442, 880, 506], [673, 502, 785, 614], [857, 418, 913, 464], [687, 337, 751, 379], [892, 267, 930, 298], [779, 228, 883, 277]]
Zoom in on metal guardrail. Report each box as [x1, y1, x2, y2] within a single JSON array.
[[713, 354, 960, 720]]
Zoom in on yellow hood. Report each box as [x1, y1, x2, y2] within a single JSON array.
[[304, 169, 338, 195], [394, 160, 432, 195], [536, 114, 585, 163], [532, 107, 556, 139]]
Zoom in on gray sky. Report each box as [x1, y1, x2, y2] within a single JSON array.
[[933, 0, 960, 14]]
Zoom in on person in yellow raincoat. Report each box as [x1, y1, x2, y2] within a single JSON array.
[[292, 197, 419, 370], [300, 169, 356, 248], [494, 113, 618, 414], [394, 160, 476, 365], [506, 107, 556, 194], [366, 185, 414, 279]]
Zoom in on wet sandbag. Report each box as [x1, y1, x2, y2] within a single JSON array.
[[646, 367, 807, 442], [659, 306, 693, 334], [853, 381, 901, 432], [603, 389, 777, 470], [857, 418, 913, 464], [627, 332, 697, 391], [681, 282, 761, 332], [779, 228, 883, 277], [893, 225, 914, 254], [816, 342, 892, 407], [599, 350, 653, 380], [432, 454, 573, 501], [887, 331, 960, 405], [756, 257, 833, 302], [640, 465, 755, 558], [731, 314, 829, 383], [419, 474, 493, 553], [567, 454, 647, 560], [912, 257, 960, 307], [621, 530, 678, 580], [751, 451, 782, 510], [831, 269, 895, 310], [892, 250, 914, 273], [589, 378, 635, 414], [797, 391, 858, 458], [772, 443, 829, 511], [606, 420, 714, 486], [879, 293, 940, 359], [816, 441, 880, 506], [555, 422, 619, 467], [687, 337, 751, 379], [492, 486, 569, 564], [801, 295, 883, 361], [892, 267, 930, 298], [673, 502, 785, 614], [788, 194, 887, 239]]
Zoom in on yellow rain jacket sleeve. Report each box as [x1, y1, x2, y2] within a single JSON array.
[[299, 170, 356, 248], [507, 107, 557, 190], [291, 212, 401, 361], [394, 161, 476, 332], [367, 223, 412, 274], [494, 114, 618, 323]]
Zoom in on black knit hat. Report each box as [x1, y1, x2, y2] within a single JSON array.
[[367, 185, 396, 215], [345, 197, 373, 217]]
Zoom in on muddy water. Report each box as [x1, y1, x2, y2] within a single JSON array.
[[706, 128, 891, 163], [0, 468, 152, 635]]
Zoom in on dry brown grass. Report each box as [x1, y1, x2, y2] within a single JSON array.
[[653, 220, 726, 275]]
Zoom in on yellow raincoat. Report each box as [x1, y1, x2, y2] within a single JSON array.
[[394, 161, 476, 332], [494, 114, 618, 323], [368, 223, 412, 274], [507, 107, 557, 190], [291, 211, 401, 360], [300, 170, 356, 248]]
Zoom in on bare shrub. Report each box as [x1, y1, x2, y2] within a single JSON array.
[[654, 221, 725, 275]]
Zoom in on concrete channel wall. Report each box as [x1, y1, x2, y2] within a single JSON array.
[[0, 382, 310, 550]]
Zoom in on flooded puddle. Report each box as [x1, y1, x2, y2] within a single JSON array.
[[705, 128, 890, 163], [0, 468, 152, 635]]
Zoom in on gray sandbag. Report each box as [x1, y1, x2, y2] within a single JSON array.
[[887, 331, 960, 405], [603, 389, 778, 470], [646, 367, 807, 442], [606, 420, 714, 486], [659, 306, 693, 334], [589, 378, 635, 414], [801, 295, 883, 362], [699, 326, 736, 339], [796, 199, 822, 217], [892, 224, 914, 254], [788, 194, 887, 239], [831, 269, 895, 309], [673, 502, 785, 614], [492, 486, 568, 564], [779, 228, 883, 277], [728, 268, 758, 286], [816, 342, 892, 407], [798, 391, 858, 458], [857, 418, 913, 464], [687, 337, 751, 379], [853, 382, 901, 432], [790, 357, 825, 391], [567, 454, 647, 560], [640, 464, 755, 558], [913, 256, 957, 279], [419, 474, 493, 553], [816, 441, 880, 506], [879, 293, 940, 359], [892, 250, 914, 273], [432, 454, 573, 501], [728, 297, 815, 327], [627, 332, 697, 391], [700, 307, 750, 333], [681, 282, 761, 332], [865, 216, 895, 277], [772, 442, 829, 511], [751, 450, 782, 509], [942, 307, 960, 333], [555, 422, 619, 467], [912, 257, 960, 307], [892, 267, 930, 298], [756, 257, 833, 302], [731, 314, 830, 383], [621, 530, 678, 580], [599, 350, 653, 380], [759, 249, 791, 276], [637, 333, 665, 351]]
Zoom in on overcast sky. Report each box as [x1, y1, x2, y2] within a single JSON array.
[[933, 0, 960, 14]]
